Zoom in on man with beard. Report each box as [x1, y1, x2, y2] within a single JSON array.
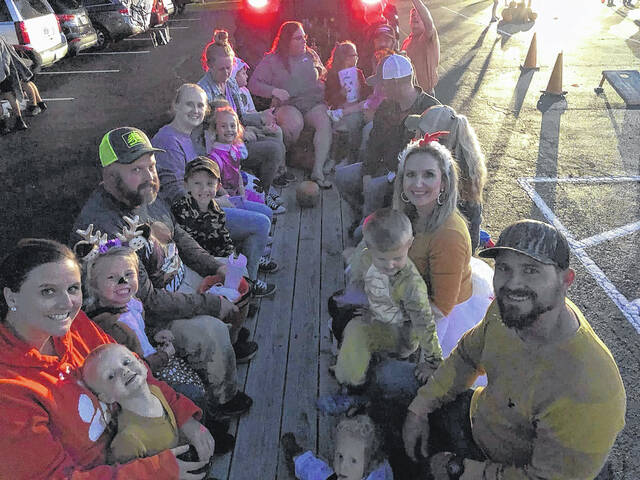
[[402, 219, 626, 480], [72, 127, 256, 421]]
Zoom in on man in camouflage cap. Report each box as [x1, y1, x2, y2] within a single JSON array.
[[402, 219, 626, 479]]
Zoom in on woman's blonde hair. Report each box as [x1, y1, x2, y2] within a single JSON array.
[[416, 105, 487, 204], [201, 29, 235, 72], [392, 139, 460, 234], [207, 105, 244, 145], [171, 83, 209, 118], [83, 247, 139, 309]]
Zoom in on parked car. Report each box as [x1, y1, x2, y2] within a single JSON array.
[[0, 0, 68, 69], [81, 0, 134, 49], [163, 0, 173, 16], [49, 0, 97, 54]]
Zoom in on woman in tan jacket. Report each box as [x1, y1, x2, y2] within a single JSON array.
[[392, 133, 493, 358]]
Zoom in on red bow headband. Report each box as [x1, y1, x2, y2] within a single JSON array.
[[418, 130, 449, 146]]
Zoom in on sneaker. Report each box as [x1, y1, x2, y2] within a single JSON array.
[[266, 195, 286, 214], [213, 431, 236, 455], [28, 105, 42, 116], [281, 433, 304, 477], [234, 340, 258, 363], [218, 391, 253, 417], [259, 256, 279, 273], [237, 326, 250, 343], [252, 278, 277, 297], [268, 191, 285, 206], [273, 174, 291, 188]]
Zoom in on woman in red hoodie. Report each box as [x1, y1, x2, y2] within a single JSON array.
[[0, 238, 213, 480]]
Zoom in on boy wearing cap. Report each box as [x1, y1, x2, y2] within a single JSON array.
[[402, 0, 439, 96], [335, 54, 437, 240], [402, 219, 626, 480], [72, 127, 257, 419], [172, 156, 277, 297]]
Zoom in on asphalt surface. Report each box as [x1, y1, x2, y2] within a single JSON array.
[[1, 0, 639, 477]]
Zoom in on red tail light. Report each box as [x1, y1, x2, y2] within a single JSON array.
[[14, 21, 30, 44], [57, 14, 76, 22], [119, 7, 129, 14], [247, 0, 268, 8]]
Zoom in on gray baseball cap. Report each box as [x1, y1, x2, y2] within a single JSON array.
[[479, 219, 570, 269]]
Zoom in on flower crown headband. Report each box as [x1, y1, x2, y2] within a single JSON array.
[[397, 131, 452, 175], [74, 215, 150, 264]]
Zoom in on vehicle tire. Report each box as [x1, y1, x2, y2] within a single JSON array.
[[94, 24, 111, 50]]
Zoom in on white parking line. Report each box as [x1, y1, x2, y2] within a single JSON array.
[[169, 26, 190, 29], [41, 97, 74, 101], [124, 37, 151, 41], [518, 176, 640, 333], [39, 69, 120, 74], [79, 51, 150, 55]]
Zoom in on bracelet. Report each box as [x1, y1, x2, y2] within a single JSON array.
[[446, 454, 465, 480]]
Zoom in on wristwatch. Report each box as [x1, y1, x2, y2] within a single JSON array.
[[446, 454, 465, 480]]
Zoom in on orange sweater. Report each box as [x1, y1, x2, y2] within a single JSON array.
[[408, 212, 472, 316]]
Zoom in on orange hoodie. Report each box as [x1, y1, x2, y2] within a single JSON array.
[[0, 311, 200, 480]]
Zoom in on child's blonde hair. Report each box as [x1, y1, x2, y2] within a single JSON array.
[[335, 415, 383, 473], [208, 105, 244, 145], [83, 247, 139, 309]]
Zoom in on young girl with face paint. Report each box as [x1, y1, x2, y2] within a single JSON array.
[[84, 247, 210, 412]]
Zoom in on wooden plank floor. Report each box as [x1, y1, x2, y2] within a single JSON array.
[[210, 170, 356, 480]]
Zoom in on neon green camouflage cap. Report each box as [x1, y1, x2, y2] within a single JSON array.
[[99, 127, 165, 167]]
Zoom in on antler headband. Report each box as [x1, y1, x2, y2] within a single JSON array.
[[418, 130, 450, 146], [74, 216, 150, 263]]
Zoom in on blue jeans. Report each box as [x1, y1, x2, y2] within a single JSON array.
[[223, 200, 272, 280]]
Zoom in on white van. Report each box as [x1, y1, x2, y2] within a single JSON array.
[[0, 0, 68, 69]]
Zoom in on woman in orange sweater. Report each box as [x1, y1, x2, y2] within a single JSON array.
[[392, 133, 494, 358]]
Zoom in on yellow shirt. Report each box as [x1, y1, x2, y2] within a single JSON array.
[[409, 300, 626, 479], [408, 212, 472, 316]]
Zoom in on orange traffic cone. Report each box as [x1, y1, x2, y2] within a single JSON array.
[[541, 52, 567, 96], [520, 33, 539, 71]]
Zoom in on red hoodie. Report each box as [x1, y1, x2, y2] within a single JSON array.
[[0, 311, 201, 480]]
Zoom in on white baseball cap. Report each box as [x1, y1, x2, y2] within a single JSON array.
[[366, 54, 413, 86]]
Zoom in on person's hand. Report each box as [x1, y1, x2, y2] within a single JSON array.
[[414, 361, 437, 384], [429, 452, 455, 480], [216, 194, 234, 208], [403, 410, 430, 462], [158, 341, 176, 358], [243, 129, 258, 142], [180, 418, 215, 464], [218, 296, 240, 324], [261, 107, 276, 126], [170, 444, 208, 480], [271, 88, 290, 102]]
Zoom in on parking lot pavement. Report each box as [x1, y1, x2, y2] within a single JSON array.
[[0, 5, 237, 250]]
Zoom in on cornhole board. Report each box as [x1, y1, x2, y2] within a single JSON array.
[[594, 70, 640, 109]]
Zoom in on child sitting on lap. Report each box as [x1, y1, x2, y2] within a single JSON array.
[[335, 208, 442, 388], [82, 343, 214, 470], [171, 156, 277, 297], [281, 414, 393, 480]]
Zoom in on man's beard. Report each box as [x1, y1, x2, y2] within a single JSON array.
[[115, 175, 159, 207], [496, 287, 558, 330]]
